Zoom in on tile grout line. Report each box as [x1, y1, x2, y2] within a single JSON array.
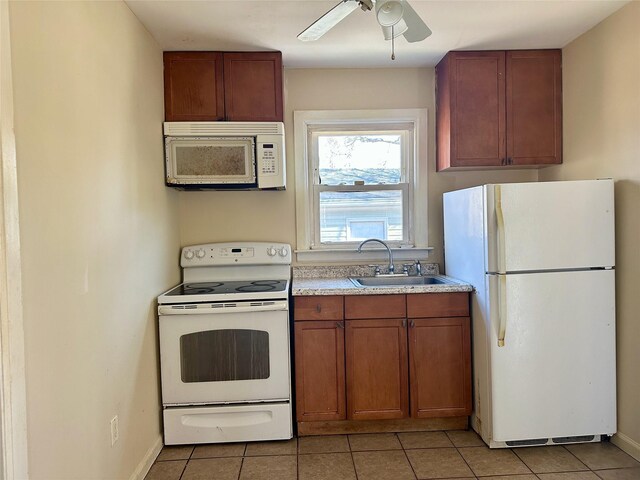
[[562, 443, 599, 473], [176, 449, 192, 480], [347, 434, 361, 480], [454, 443, 478, 478], [398, 433, 419, 480], [236, 456, 244, 480], [447, 431, 483, 478]]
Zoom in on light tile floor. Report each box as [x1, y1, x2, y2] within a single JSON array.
[[145, 431, 640, 480]]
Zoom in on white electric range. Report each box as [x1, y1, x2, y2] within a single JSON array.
[[157, 242, 292, 445]]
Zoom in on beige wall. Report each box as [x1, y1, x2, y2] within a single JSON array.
[[540, 1, 640, 458], [178, 68, 536, 266], [10, 1, 180, 478]]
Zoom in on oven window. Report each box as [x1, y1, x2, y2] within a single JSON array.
[[180, 329, 270, 382]]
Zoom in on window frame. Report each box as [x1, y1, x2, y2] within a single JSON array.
[[294, 109, 431, 263]]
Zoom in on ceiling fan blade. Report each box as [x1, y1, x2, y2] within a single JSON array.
[[298, 0, 360, 42], [401, 0, 432, 43]]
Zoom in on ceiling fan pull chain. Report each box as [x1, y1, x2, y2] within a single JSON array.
[[391, 24, 396, 60]]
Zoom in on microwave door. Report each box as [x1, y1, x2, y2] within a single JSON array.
[[167, 137, 256, 186]]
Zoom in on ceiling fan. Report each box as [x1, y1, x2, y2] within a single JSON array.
[[298, 0, 432, 46]]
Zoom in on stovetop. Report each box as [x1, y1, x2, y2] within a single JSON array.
[[165, 280, 288, 296], [158, 242, 292, 305], [158, 279, 290, 305]]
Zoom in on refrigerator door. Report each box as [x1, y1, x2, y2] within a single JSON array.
[[488, 269, 616, 442], [486, 179, 614, 273]]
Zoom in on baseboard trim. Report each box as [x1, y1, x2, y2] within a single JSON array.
[[612, 431, 640, 461], [129, 435, 163, 480]]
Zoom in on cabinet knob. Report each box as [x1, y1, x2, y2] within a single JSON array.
[[316, 304, 322, 313], [402, 319, 407, 328], [410, 320, 415, 328], [336, 321, 344, 329]]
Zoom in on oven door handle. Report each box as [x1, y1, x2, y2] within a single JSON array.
[[158, 300, 289, 316]]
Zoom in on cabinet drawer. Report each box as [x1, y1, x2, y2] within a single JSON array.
[[345, 295, 406, 319], [407, 293, 469, 318], [295, 296, 343, 321]]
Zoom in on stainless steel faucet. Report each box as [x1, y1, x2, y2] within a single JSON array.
[[357, 238, 394, 275]]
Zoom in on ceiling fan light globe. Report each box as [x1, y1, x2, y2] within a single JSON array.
[[376, 0, 404, 27], [381, 19, 408, 40]]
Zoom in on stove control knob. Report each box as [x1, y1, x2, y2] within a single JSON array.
[[183, 250, 194, 260], [196, 249, 206, 259], [267, 246, 277, 257], [278, 247, 288, 257]]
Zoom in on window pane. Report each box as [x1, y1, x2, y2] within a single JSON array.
[[348, 220, 386, 240], [318, 134, 401, 185], [319, 190, 403, 243]]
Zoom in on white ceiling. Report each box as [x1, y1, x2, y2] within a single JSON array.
[[125, 0, 629, 68]]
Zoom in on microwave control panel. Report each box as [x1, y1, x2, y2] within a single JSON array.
[[256, 135, 286, 190], [258, 143, 278, 176]]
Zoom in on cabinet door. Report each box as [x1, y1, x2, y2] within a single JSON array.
[[439, 51, 506, 169], [223, 52, 283, 122], [409, 317, 471, 418], [506, 50, 562, 165], [294, 321, 346, 422], [346, 319, 408, 420], [163, 52, 225, 121]]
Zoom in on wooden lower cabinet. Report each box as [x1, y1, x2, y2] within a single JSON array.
[[346, 319, 408, 420], [294, 321, 346, 421], [294, 292, 471, 434], [409, 317, 472, 418]]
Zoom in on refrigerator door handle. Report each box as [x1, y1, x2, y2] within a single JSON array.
[[495, 185, 506, 274], [498, 275, 507, 347]]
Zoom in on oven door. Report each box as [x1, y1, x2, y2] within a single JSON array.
[[158, 301, 290, 405]]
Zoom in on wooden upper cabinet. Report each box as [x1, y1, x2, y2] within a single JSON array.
[[164, 52, 225, 122], [294, 321, 346, 422], [163, 51, 283, 122], [506, 50, 562, 166], [436, 49, 562, 171], [346, 319, 409, 420], [409, 317, 471, 418], [437, 51, 506, 170], [223, 52, 283, 122]]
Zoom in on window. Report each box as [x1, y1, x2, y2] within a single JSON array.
[[294, 109, 430, 261]]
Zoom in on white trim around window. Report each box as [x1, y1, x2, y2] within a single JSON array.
[[294, 109, 432, 263]]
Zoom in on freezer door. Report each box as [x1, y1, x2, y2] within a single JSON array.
[[488, 270, 616, 442], [485, 179, 614, 273]]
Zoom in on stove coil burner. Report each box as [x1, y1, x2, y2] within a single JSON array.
[[236, 280, 281, 292], [182, 282, 223, 295]]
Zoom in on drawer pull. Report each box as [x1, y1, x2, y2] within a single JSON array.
[[316, 304, 321, 313], [410, 320, 415, 328], [402, 319, 407, 328], [336, 321, 344, 329]]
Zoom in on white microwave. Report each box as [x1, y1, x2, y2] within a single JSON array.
[[164, 122, 286, 190]]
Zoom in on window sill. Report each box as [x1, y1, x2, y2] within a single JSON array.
[[295, 246, 434, 263]]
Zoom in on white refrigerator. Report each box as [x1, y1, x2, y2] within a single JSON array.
[[443, 179, 616, 448]]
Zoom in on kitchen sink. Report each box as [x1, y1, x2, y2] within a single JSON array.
[[349, 275, 453, 288]]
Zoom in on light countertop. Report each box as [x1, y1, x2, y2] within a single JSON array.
[[291, 265, 473, 296]]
